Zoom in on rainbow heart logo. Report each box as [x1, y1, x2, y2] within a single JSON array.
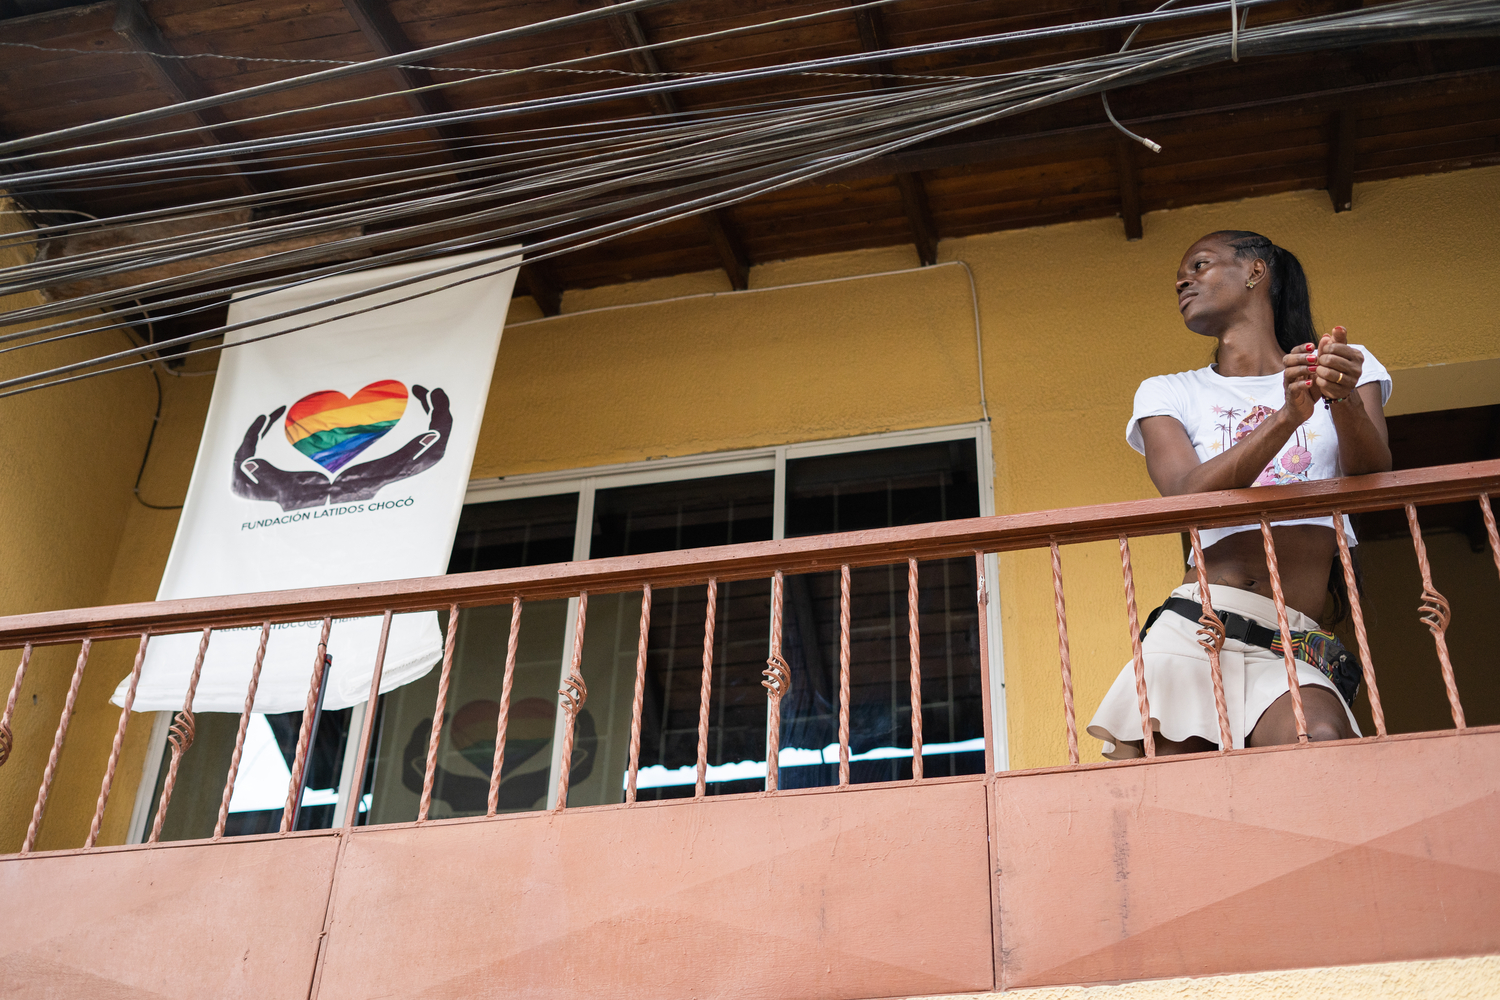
[[285, 380, 408, 474]]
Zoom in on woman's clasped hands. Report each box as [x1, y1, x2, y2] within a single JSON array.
[[1280, 324, 1365, 420]]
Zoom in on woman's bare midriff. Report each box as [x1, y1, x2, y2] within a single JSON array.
[[1181, 524, 1337, 618]]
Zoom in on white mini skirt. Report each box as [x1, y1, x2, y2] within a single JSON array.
[[1086, 583, 1360, 759]]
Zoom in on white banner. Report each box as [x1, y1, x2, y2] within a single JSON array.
[[115, 250, 519, 713]]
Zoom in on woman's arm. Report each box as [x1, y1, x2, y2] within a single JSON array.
[[1139, 354, 1320, 497], [1313, 328, 1392, 475]]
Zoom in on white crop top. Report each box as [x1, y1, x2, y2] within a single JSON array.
[[1125, 345, 1391, 554]]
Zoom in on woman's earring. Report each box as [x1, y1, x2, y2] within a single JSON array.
[[1246, 278, 1257, 289]]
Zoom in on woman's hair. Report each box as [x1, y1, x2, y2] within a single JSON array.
[[1202, 230, 1316, 353], [1323, 548, 1361, 629]]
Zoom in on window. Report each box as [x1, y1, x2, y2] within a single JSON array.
[[355, 424, 1000, 818]]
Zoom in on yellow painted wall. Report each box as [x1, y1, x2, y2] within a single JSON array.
[[0, 202, 161, 851], [6, 166, 1500, 847], [918, 954, 1500, 999]]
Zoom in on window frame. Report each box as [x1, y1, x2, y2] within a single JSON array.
[[464, 421, 1006, 788]]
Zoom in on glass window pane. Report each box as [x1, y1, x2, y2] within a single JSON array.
[[571, 473, 775, 805], [142, 704, 352, 841], [361, 493, 579, 824], [780, 440, 984, 787]]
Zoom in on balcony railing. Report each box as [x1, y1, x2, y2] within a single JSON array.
[[2, 459, 1496, 857], [2, 460, 1498, 998]]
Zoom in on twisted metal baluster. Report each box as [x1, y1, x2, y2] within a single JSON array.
[[554, 592, 589, 811], [625, 585, 651, 804], [837, 564, 852, 787], [1482, 494, 1500, 586], [488, 598, 522, 817], [1406, 505, 1466, 730], [975, 551, 996, 775], [1259, 519, 1309, 743], [418, 605, 461, 822], [86, 632, 151, 848], [1187, 529, 1232, 752], [282, 618, 333, 833], [22, 639, 91, 854], [1049, 542, 1079, 765], [1333, 512, 1385, 737], [216, 622, 270, 839], [907, 558, 923, 780], [150, 627, 211, 843], [1118, 537, 1154, 758], [343, 610, 392, 830], [695, 580, 717, 799], [763, 571, 791, 793], [0, 643, 34, 768]]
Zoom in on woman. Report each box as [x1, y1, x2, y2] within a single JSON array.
[[1087, 230, 1392, 758]]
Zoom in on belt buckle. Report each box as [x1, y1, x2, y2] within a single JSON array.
[[1222, 614, 1254, 644]]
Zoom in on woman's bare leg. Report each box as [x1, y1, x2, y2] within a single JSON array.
[[1118, 733, 1218, 757], [1248, 686, 1355, 747]]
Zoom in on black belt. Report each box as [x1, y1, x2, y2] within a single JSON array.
[[1140, 595, 1362, 708], [1141, 596, 1282, 647]]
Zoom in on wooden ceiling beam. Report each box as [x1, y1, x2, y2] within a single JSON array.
[[605, 6, 679, 117], [339, 0, 477, 158], [111, 0, 273, 196], [828, 66, 1500, 183], [849, 1, 939, 266], [520, 260, 563, 316], [1327, 109, 1357, 212], [701, 208, 750, 290], [894, 173, 938, 265], [605, 1, 753, 290]]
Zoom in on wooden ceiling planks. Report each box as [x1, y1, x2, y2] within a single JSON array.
[[1, 0, 1497, 301]]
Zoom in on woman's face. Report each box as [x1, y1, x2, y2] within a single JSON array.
[[1175, 238, 1258, 336]]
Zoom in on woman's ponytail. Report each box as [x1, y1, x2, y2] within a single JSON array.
[[1207, 230, 1316, 352]]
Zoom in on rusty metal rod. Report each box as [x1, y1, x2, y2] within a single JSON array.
[[21, 638, 91, 854], [1332, 512, 1385, 737], [1259, 519, 1309, 743], [487, 598, 522, 817], [418, 605, 461, 823], [1187, 529, 1233, 751], [554, 592, 589, 811], [763, 571, 790, 793], [282, 618, 333, 833], [975, 551, 996, 775], [0, 643, 33, 768], [216, 622, 270, 839], [1119, 536, 1154, 758], [85, 632, 150, 849], [1482, 494, 1500, 585], [22, 641, 91, 851], [342, 610, 392, 830], [1049, 542, 1079, 765], [1405, 504, 1465, 730], [907, 557, 923, 780], [150, 627, 212, 843], [838, 564, 852, 787], [625, 585, 651, 804], [695, 579, 717, 799]]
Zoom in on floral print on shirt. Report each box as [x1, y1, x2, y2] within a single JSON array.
[[1210, 403, 1314, 486]]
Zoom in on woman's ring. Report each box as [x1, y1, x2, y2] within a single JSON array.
[[1335, 371, 1344, 384]]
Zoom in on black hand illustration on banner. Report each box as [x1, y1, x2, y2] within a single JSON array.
[[400, 705, 597, 814], [231, 386, 451, 512]]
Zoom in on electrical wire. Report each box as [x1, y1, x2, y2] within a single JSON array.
[[0, 0, 1494, 399], [1, 0, 1288, 167], [5, 0, 1488, 355]]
